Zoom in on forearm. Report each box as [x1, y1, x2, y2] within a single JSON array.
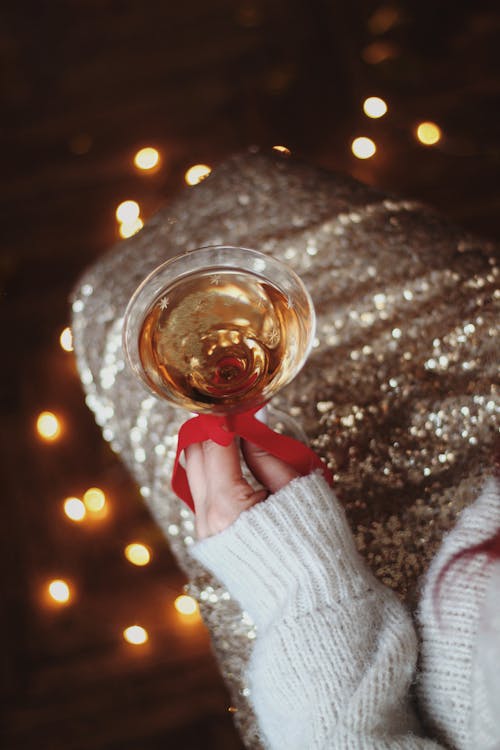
[[247, 592, 441, 748], [417, 476, 500, 749], [190, 474, 442, 749]]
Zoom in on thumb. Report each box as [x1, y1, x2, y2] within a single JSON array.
[[242, 440, 299, 494]]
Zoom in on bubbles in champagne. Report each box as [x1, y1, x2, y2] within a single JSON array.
[[138, 270, 301, 413]]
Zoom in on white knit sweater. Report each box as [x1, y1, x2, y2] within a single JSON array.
[[190, 473, 500, 750]]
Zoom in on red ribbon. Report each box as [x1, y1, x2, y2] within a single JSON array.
[[172, 406, 334, 511]]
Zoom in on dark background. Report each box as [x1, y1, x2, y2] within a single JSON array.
[[2, 1, 499, 748]]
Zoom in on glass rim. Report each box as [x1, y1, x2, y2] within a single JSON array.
[[126, 243, 312, 302]]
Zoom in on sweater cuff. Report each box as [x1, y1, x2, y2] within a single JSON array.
[[189, 472, 376, 630]]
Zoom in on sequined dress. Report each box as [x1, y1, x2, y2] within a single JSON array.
[[71, 152, 499, 748]]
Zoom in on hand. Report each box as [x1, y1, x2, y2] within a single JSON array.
[[185, 437, 299, 539]]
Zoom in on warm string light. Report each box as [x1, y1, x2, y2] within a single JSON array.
[[47, 579, 72, 604], [348, 102, 443, 161], [115, 200, 140, 223], [367, 5, 401, 35], [174, 594, 200, 617], [63, 496, 86, 522], [362, 41, 398, 65], [59, 326, 73, 352], [83, 487, 106, 513], [134, 146, 160, 171], [351, 136, 377, 159], [116, 200, 143, 238], [119, 218, 144, 238], [62, 489, 108, 523], [124, 543, 151, 566], [416, 121, 442, 146], [36, 411, 62, 441], [184, 164, 212, 186], [272, 145, 291, 156], [362, 96, 388, 119], [123, 625, 149, 645]]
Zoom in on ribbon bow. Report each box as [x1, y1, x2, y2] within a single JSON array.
[[172, 406, 334, 511]]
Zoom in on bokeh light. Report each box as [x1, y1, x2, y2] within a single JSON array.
[[83, 487, 106, 513], [123, 625, 149, 645], [362, 41, 398, 65], [119, 217, 144, 238], [47, 579, 71, 604], [351, 136, 377, 159], [59, 326, 73, 352], [134, 147, 160, 171], [367, 5, 400, 35], [63, 497, 86, 522], [124, 543, 151, 566], [174, 594, 199, 616], [184, 164, 212, 186], [36, 411, 62, 441], [272, 145, 291, 155], [416, 121, 442, 145], [115, 200, 140, 224], [362, 96, 388, 118]]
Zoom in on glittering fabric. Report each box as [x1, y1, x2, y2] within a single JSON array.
[[71, 151, 499, 749]]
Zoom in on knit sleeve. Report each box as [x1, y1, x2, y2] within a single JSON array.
[[417, 476, 500, 750], [190, 473, 442, 749]]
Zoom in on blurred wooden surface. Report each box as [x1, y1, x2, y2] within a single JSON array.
[[1, 1, 499, 748]]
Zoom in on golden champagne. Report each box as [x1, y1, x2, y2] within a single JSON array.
[[138, 269, 303, 413]]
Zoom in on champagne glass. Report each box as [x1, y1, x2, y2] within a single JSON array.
[[123, 245, 315, 419]]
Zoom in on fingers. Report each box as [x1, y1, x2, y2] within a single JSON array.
[[185, 442, 207, 505], [242, 440, 299, 494], [185, 438, 267, 539], [203, 439, 269, 508], [185, 438, 244, 511], [184, 430, 299, 540], [202, 437, 245, 491], [186, 438, 299, 503]]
